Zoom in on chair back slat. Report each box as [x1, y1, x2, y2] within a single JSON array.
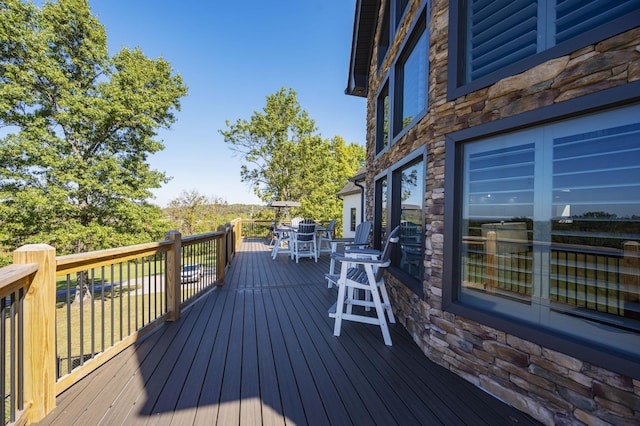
[[353, 221, 372, 245], [326, 218, 336, 235], [296, 220, 316, 242]]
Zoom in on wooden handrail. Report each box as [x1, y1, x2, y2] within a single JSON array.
[[56, 240, 173, 275], [0, 263, 39, 298]]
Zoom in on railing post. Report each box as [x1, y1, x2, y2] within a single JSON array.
[[486, 231, 497, 293], [226, 223, 233, 267], [165, 230, 182, 321], [622, 241, 639, 319], [217, 225, 226, 285], [13, 244, 56, 423]]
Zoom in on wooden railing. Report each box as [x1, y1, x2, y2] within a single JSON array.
[[0, 222, 241, 425]]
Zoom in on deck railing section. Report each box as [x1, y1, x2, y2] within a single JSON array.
[[0, 223, 240, 425]]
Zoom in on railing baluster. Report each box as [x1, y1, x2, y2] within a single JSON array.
[[1, 295, 6, 425], [18, 287, 24, 413], [101, 266, 105, 353], [10, 293, 15, 423], [66, 275, 72, 376], [90, 269, 95, 360]]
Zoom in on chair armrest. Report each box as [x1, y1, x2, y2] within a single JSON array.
[[330, 253, 390, 266], [329, 238, 356, 243], [345, 247, 382, 257]]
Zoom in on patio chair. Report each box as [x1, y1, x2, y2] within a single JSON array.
[[344, 220, 372, 251], [317, 218, 337, 255], [292, 219, 318, 263], [326, 225, 400, 346], [326, 220, 372, 287]]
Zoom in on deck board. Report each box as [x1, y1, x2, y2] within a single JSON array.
[[37, 238, 540, 426]]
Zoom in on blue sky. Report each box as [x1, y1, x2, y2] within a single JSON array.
[[86, 0, 367, 206]]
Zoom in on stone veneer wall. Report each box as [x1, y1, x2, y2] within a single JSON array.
[[363, 1, 640, 425]]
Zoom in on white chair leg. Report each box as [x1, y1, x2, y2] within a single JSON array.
[[365, 267, 392, 346], [378, 281, 395, 323], [333, 273, 348, 337]]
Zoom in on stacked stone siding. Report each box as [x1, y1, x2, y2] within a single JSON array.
[[363, 1, 640, 425]]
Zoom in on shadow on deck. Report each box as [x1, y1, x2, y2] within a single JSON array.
[[37, 238, 539, 425]]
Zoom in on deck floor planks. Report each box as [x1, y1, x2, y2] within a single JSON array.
[[286, 284, 409, 425], [280, 284, 384, 425], [259, 285, 308, 425], [215, 287, 244, 425], [36, 237, 540, 426], [164, 285, 230, 426], [239, 290, 262, 425], [191, 287, 238, 425], [300, 283, 439, 425], [253, 288, 287, 426], [268, 286, 330, 424]]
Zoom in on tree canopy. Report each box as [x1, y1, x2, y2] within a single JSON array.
[[220, 87, 365, 224], [165, 190, 229, 236], [0, 0, 187, 256]]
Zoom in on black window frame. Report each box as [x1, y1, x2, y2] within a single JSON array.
[[350, 207, 357, 232], [443, 82, 640, 379], [447, 1, 640, 100], [377, 0, 391, 71], [375, 80, 390, 155], [394, 0, 410, 28], [392, 11, 428, 139], [374, 2, 430, 156], [374, 146, 426, 297]]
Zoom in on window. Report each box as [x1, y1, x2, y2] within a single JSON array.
[[450, 0, 640, 95], [378, 0, 412, 71], [374, 176, 388, 248], [377, 1, 390, 70], [393, 13, 428, 137], [375, 3, 430, 151], [451, 104, 640, 366], [393, 159, 424, 279], [376, 82, 390, 154], [394, 0, 409, 28], [375, 149, 425, 294], [350, 208, 357, 232]]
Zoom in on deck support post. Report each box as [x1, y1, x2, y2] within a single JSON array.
[[166, 230, 182, 321], [217, 225, 226, 285], [14, 244, 56, 423]]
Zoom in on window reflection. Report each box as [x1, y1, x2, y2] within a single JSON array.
[[458, 107, 640, 358], [396, 27, 427, 135], [397, 161, 424, 279]]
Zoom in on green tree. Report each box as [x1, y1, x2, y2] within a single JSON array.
[[220, 87, 365, 224], [0, 0, 187, 254], [166, 190, 228, 235]]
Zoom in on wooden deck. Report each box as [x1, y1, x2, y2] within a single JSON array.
[[37, 238, 539, 426]]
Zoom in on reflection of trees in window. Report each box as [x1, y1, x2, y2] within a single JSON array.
[[553, 212, 640, 250], [401, 168, 417, 202], [396, 160, 424, 280], [375, 177, 388, 247], [376, 84, 389, 153]]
